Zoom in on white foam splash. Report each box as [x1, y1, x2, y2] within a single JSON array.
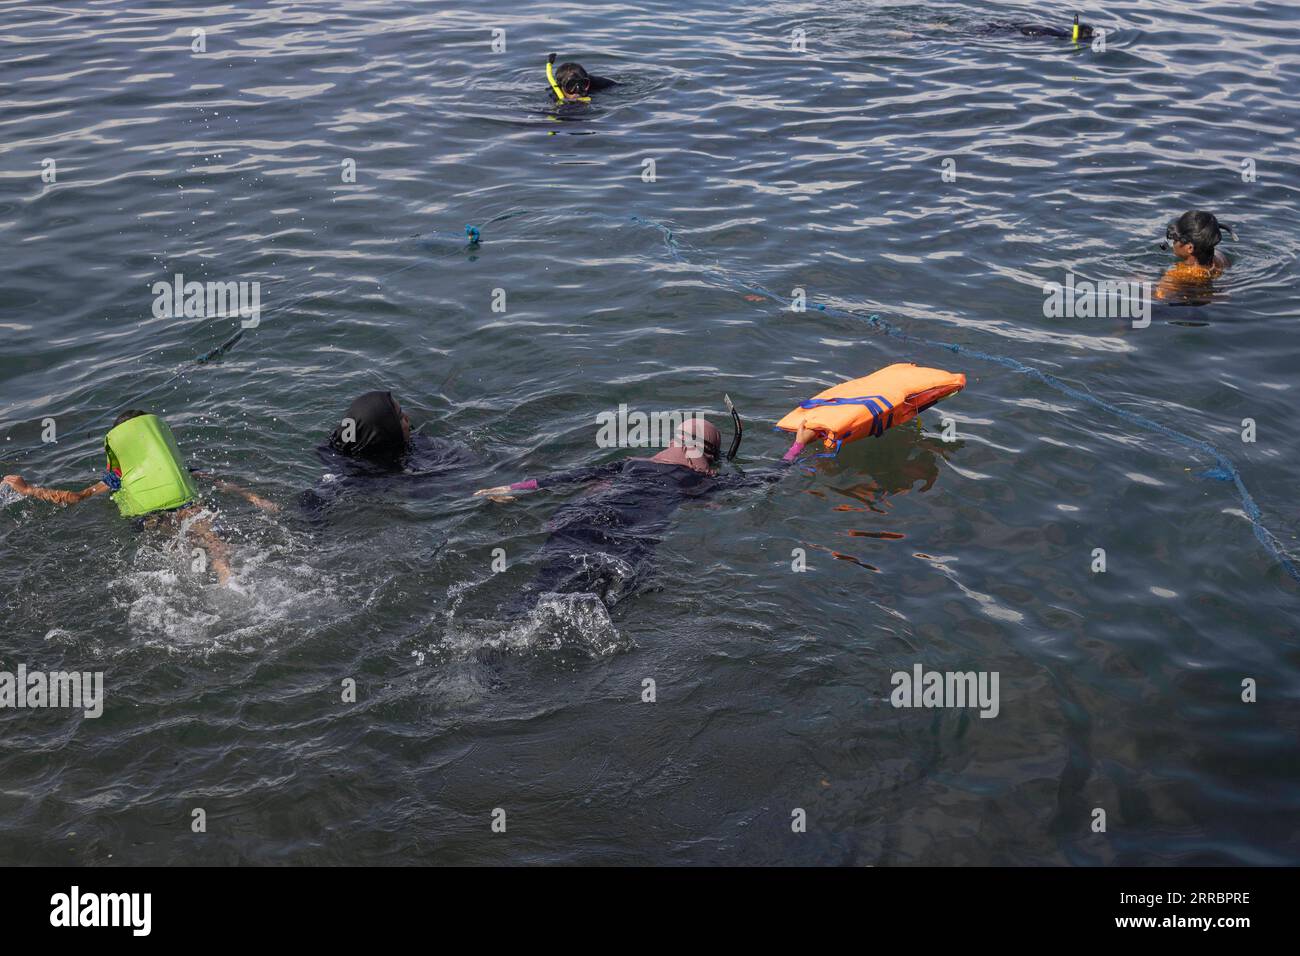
[[417, 573, 636, 667], [108, 522, 340, 657]]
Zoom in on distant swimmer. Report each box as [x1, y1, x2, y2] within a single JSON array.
[[299, 390, 474, 515], [1156, 211, 1232, 301], [546, 52, 618, 103], [474, 414, 817, 611], [2, 409, 276, 584], [986, 14, 1096, 41]]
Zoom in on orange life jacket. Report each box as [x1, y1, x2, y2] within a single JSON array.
[[776, 363, 966, 452]]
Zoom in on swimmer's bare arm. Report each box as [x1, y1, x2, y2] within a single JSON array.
[[2, 475, 108, 506], [191, 472, 279, 513], [213, 480, 279, 513], [474, 461, 625, 503], [473, 485, 517, 502], [185, 514, 232, 585]]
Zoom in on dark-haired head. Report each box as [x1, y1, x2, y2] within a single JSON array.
[[113, 409, 148, 429], [554, 62, 591, 97], [328, 391, 411, 464], [1167, 211, 1224, 266]]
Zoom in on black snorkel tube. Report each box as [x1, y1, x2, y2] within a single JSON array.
[[723, 394, 743, 460]]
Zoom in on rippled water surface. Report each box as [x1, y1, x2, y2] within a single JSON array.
[[2, 0, 1298, 865]]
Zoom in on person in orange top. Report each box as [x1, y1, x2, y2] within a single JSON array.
[[1156, 211, 1231, 301]]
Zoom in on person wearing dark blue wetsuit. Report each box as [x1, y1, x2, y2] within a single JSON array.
[[299, 390, 474, 516], [475, 417, 817, 610]]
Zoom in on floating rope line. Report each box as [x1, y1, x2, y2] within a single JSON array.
[[627, 214, 1299, 584]]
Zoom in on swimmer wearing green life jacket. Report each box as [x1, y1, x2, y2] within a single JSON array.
[[2, 409, 277, 585], [546, 52, 618, 103]]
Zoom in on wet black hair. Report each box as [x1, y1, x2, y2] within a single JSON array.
[[113, 409, 148, 428], [554, 62, 591, 97], [1169, 211, 1224, 267]]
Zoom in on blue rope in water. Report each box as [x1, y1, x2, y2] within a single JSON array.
[[627, 214, 1300, 584]]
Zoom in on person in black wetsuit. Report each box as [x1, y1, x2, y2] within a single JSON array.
[[546, 52, 618, 102], [474, 417, 818, 610], [299, 390, 474, 516], [986, 14, 1095, 41]]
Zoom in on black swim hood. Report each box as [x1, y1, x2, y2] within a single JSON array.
[[329, 391, 408, 461]]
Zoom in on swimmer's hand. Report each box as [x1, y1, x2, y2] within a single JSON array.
[[473, 485, 516, 503], [795, 422, 818, 446], [2, 475, 30, 495]]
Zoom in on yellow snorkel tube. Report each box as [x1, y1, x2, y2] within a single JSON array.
[[1071, 14, 1081, 42], [547, 53, 591, 103]]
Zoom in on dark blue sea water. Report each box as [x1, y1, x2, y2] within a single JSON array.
[[1, 0, 1298, 865]]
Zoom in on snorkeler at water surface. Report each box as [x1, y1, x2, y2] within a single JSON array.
[[1156, 210, 1232, 301], [474, 415, 817, 610], [546, 52, 618, 102], [987, 13, 1096, 41]]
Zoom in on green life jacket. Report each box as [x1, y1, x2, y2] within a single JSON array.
[[103, 414, 199, 517]]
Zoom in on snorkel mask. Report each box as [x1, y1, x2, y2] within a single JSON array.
[[547, 53, 591, 103], [1159, 219, 1238, 251]]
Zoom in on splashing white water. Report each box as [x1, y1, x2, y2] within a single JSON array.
[[108, 521, 342, 657], [415, 571, 637, 667]]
